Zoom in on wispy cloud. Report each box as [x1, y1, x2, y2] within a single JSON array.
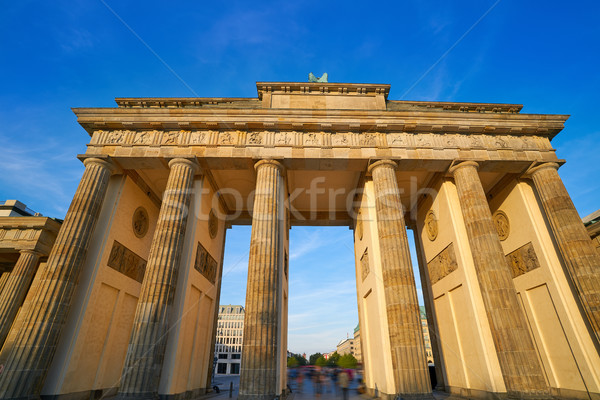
[[0, 134, 83, 217]]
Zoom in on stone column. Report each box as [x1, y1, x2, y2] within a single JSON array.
[[0, 250, 41, 348], [412, 229, 446, 391], [450, 161, 548, 397], [239, 160, 285, 400], [118, 158, 199, 399], [0, 157, 114, 399], [368, 160, 432, 397], [0, 272, 10, 296], [528, 162, 600, 344]]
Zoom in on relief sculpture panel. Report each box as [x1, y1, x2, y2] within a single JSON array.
[[194, 242, 218, 284], [506, 242, 541, 278], [107, 240, 146, 283], [428, 242, 458, 284], [360, 248, 370, 282]]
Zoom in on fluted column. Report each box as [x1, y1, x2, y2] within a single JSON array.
[[450, 161, 548, 397], [0, 157, 114, 399], [0, 250, 42, 348], [118, 158, 199, 399], [239, 160, 285, 400], [368, 160, 432, 397], [0, 272, 10, 296], [528, 162, 600, 344], [412, 229, 445, 391]]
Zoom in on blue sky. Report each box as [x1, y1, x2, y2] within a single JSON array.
[[1, 1, 599, 355]]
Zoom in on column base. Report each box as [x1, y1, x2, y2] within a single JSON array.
[[237, 393, 289, 400], [364, 387, 435, 400], [114, 392, 159, 400], [444, 386, 560, 400]]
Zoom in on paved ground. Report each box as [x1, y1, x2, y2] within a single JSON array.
[[207, 374, 452, 399]]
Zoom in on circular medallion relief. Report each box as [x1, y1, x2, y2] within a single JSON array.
[[493, 210, 510, 241], [208, 209, 218, 239], [425, 210, 438, 241], [132, 207, 149, 238]]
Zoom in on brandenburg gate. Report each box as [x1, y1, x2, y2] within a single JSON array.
[[0, 81, 599, 400]]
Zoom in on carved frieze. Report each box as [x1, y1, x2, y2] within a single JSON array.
[[91, 129, 552, 154], [194, 242, 218, 284], [304, 132, 321, 146], [247, 132, 263, 145], [331, 133, 350, 147], [428, 242, 458, 284], [133, 131, 154, 145], [506, 242, 541, 278], [190, 131, 209, 145], [218, 131, 238, 145], [275, 132, 293, 145], [107, 240, 146, 283], [360, 133, 378, 147], [161, 131, 181, 145], [360, 248, 369, 281]]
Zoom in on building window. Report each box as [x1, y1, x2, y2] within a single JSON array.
[[218, 353, 228, 359], [217, 363, 227, 374], [230, 363, 240, 374], [231, 353, 241, 359]]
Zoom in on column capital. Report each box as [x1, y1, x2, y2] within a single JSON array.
[[448, 160, 479, 176], [367, 159, 398, 173], [168, 157, 200, 174], [18, 249, 43, 257], [254, 159, 284, 172], [82, 156, 116, 175], [524, 162, 560, 178]]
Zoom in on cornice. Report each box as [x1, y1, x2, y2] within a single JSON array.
[[256, 81, 391, 99], [72, 107, 569, 139], [0, 217, 61, 232]]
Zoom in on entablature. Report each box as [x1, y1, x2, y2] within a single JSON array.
[[73, 107, 568, 139], [0, 217, 62, 255]]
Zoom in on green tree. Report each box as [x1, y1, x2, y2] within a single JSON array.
[[287, 356, 299, 368], [315, 355, 328, 367], [337, 353, 358, 369], [289, 353, 308, 366], [309, 352, 323, 365], [327, 351, 340, 367]]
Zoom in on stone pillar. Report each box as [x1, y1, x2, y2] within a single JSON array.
[[118, 158, 199, 399], [368, 160, 432, 397], [528, 162, 600, 344], [0, 250, 41, 348], [412, 229, 446, 391], [450, 161, 548, 397], [0, 272, 10, 296], [239, 160, 285, 400], [0, 157, 114, 399]]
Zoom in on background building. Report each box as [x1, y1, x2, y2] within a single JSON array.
[[352, 311, 432, 367], [420, 306, 434, 365], [214, 305, 244, 375], [0, 200, 42, 217], [353, 324, 362, 363], [336, 337, 355, 357]]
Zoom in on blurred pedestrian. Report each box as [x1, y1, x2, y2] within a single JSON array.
[[313, 367, 322, 398], [339, 369, 349, 400], [296, 369, 303, 393]]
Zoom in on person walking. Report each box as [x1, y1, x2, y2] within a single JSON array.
[[339, 369, 349, 400], [296, 369, 304, 393]]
